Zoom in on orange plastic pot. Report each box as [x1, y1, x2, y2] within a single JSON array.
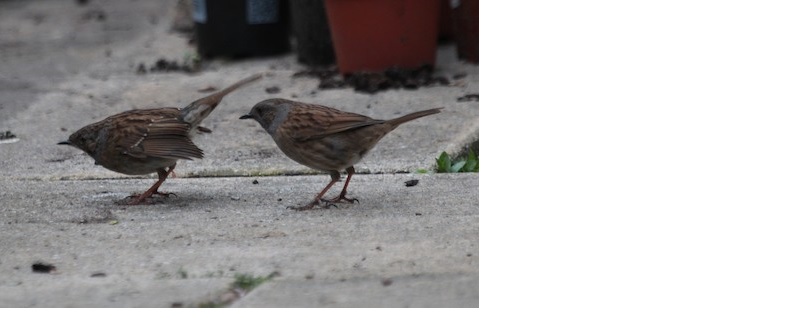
[[324, 0, 441, 74]]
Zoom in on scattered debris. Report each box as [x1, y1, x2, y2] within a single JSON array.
[[258, 231, 287, 239], [136, 58, 201, 74], [90, 272, 107, 277], [0, 130, 17, 139], [293, 68, 342, 89], [197, 86, 217, 93], [404, 179, 419, 187], [265, 86, 281, 94], [0, 131, 18, 144], [252, 179, 259, 185], [32, 262, 57, 274], [457, 94, 479, 102], [381, 278, 393, 286], [294, 65, 451, 94]]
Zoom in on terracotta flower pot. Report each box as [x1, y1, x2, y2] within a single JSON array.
[[324, 0, 441, 74]]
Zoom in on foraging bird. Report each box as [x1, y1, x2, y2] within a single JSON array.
[[59, 73, 263, 204], [240, 98, 442, 210]]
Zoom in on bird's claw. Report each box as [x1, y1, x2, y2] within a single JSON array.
[[289, 199, 341, 210], [123, 191, 176, 205], [326, 196, 359, 204]]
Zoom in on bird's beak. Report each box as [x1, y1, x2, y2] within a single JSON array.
[[239, 114, 252, 120], [57, 141, 71, 145]]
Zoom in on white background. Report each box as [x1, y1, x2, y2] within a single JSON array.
[[484, 0, 799, 316]]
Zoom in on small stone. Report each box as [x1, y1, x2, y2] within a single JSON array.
[[32, 262, 56, 274]]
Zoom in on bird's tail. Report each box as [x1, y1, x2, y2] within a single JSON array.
[[180, 73, 264, 127], [386, 108, 443, 127]]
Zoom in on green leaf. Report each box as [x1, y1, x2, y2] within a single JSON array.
[[436, 149, 478, 173], [233, 273, 271, 291], [437, 152, 451, 173], [416, 169, 428, 174], [450, 160, 466, 172], [463, 158, 477, 172]]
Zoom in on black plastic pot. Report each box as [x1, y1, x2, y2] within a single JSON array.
[[193, 0, 290, 58], [289, 0, 335, 66], [453, 0, 478, 63]]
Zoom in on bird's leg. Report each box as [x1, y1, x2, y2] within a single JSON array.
[[152, 164, 178, 197], [327, 167, 359, 204], [128, 164, 177, 205], [292, 171, 341, 210]]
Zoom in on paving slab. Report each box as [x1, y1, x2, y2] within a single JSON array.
[[0, 174, 478, 307]]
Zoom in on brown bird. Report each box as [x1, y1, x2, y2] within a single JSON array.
[[240, 98, 442, 210], [59, 73, 263, 205]]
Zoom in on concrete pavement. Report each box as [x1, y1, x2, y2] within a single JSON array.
[[0, 0, 478, 307], [0, 174, 477, 307]]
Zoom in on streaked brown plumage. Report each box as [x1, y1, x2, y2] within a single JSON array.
[[59, 73, 263, 204], [240, 98, 442, 210]]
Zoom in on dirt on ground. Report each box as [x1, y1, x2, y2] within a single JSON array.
[[293, 65, 459, 94]]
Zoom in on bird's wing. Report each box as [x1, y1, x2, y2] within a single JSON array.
[[113, 110, 203, 160], [286, 104, 385, 141]]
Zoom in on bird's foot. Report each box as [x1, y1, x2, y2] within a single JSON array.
[[289, 199, 340, 211], [122, 194, 155, 205], [289, 201, 320, 211], [123, 191, 175, 205], [325, 195, 359, 204]]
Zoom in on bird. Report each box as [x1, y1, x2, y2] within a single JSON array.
[[59, 73, 264, 205], [240, 98, 442, 210]]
